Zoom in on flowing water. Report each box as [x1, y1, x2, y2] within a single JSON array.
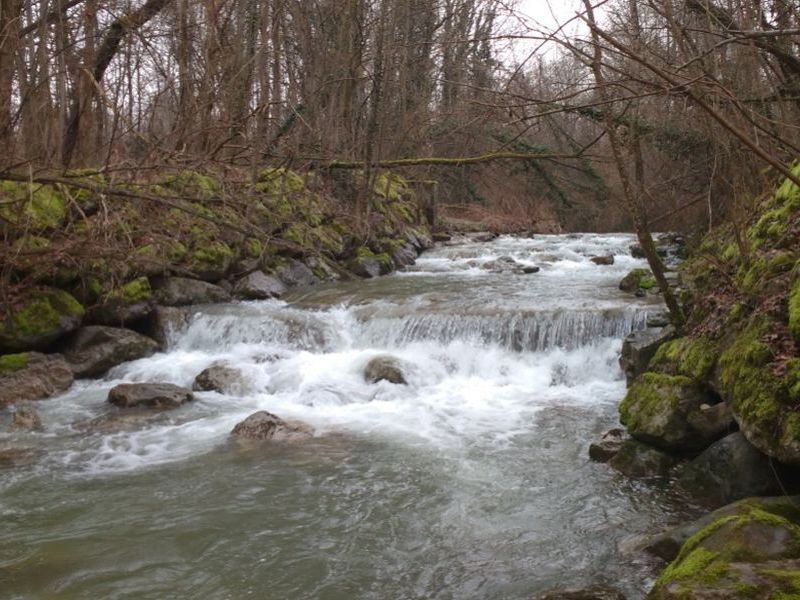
[[1, 234, 698, 599]]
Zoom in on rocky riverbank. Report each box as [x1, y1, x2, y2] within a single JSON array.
[[582, 165, 800, 599], [0, 169, 432, 427]]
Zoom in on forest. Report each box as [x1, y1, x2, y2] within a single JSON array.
[[1, 1, 800, 599]]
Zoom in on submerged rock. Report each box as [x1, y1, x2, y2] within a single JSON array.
[[107, 383, 194, 409], [144, 306, 190, 349], [589, 428, 629, 463], [9, 402, 43, 432], [647, 496, 800, 599], [60, 326, 159, 378], [364, 355, 408, 385], [533, 585, 626, 600], [233, 271, 287, 300], [677, 432, 783, 506], [230, 410, 313, 442], [193, 364, 246, 394], [153, 276, 232, 306], [608, 440, 679, 478], [0, 352, 74, 406], [81, 409, 171, 433]]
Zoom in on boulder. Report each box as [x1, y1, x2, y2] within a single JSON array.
[[432, 232, 452, 242], [685, 402, 735, 441], [532, 586, 626, 600], [619, 372, 714, 452], [153, 276, 231, 306], [349, 255, 382, 278], [0, 288, 84, 352], [630, 244, 646, 259], [60, 326, 159, 378], [521, 266, 541, 274], [407, 229, 434, 251], [591, 255, 615, 266], [80, 410, 169, 433], [619, 268, 656, 293], [608, 440, 679, 478], [391, 243, 418, 269], [0, 352, 74, 406], [87, 277, 154, 326], [467, 232, 497, 243], [230, 410, 313, 442], [482, 256, 520, 273], [364, 355, 408, 385], [677, 432, 782, 506], [646, 312, 671, 328], [648, 496, 800, 599], [275, 259, 320, 288], [233, 271, 287, 300], [619, 326, 676, 385], [193, 364, 246, 394], [643, 495, 800, 562], [107, 383, 193, 409], [9, 402, 43, 432], [589, 428, 629, 463], [144, 306, 189, 349]]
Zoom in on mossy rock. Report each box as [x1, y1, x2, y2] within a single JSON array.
[[619, 268, 656, 293], [0, 352, 30, 374], [649, 336, 719, 382], [187, 241, 234, 282], [737, 251, 797, 294], [0, 288, 85, 352], [0, 181, 67, 232], [620, 372, 714, 451], [789, 276, 800, 345], [648, 497, 800, 599], [164, 170, 221, 199], [718, 316, 800, 465]]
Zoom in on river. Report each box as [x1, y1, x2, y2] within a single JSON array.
[[1, 234, 697, 599]]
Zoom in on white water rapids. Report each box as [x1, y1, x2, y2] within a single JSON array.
[[0, 234, 696, 599]]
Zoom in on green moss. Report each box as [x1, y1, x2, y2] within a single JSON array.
[[739, 252, 797, 293], [168, 242, 188, 262], [619, 268, 652, 292], [655, 547, 725, 590], [790, 277, 800, 344], [650, 336, 718, 381], [0, 352, 30, 373], [257, 168, 306, 195], [244, 238, 262, 259], [165, 170, 221, 199], [356, 246, 375, 259], [108, 277, 152, 304], [619, 372, 694, 431], [0, 181, 67, 230], [2, 289, 84, 337]]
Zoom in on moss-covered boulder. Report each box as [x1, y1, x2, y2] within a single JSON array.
[[187, 241, 234, 282], [0, 352, 74, 406], [87, 277, 154, 326], [0, 181, 67, 232], [648, 496, 800, 599], [348, 247, 394, 279], [619, 268, 656, 293], [620, 372, 715, 452], [649, 335, 719, 382], [790, 275, 800, 345], [717, 315, 800, 465], [0, 288, 85, 352]]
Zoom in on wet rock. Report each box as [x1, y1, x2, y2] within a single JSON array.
[[619, 326, 676, 384], [432, 232, 451, 242], [107, 383, 194, 409], [392, 244, 418, 269], [467, 232, 497, 243], [591, 255, 615, 266], [482, 256, 520, 273], [620, 372, 714, 452], [60, 326, 159, 378], [630, 244, 646, 259], [0, 446, 41, 467], [648, 496, 800, 599], [677, 432, 782, 506], [193, 364, 246, 394], [233, 271, 287, 300], [364, 355, 408, 385], [643, 495, 800, 562], [0, 352, 74, 406], [276, 259, 320, 288], [0, 288, 84, 353], [407, 229, 434, 251], [521, 266, 541, 274], [81, 410, 170, 433], [685, 402, 735, 441], [153, 276, 231, 306], [144, 306, 189, 349], [589, 428, 629, 463], [608, 440, 679, 478], [230, 410, 313, 442], [619, 268, 656, 294], [646, 312, 671, 328], [532, 585, 627, 600], [9, 402, 43, 432], [349, 255, 383, 278]]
